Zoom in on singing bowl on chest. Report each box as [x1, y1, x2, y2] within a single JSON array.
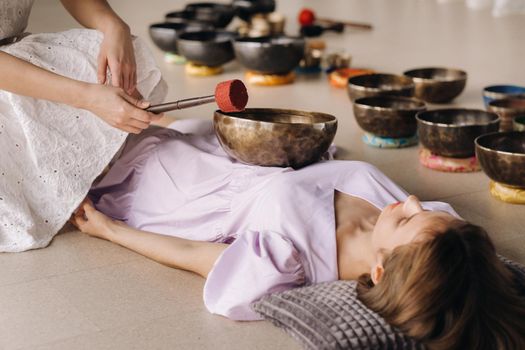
[[214, 108, 337, 169]]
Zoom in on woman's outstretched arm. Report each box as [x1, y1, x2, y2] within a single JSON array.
[[72, 202, 227, 278], [0, 51, 159, 134]]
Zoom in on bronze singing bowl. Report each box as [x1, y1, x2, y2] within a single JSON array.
[[488, 98, 525, 132], [353, 96, 426, 138], [214, 108, 338, 169], [403, 67, 467, 103], [476, 132, 525, 188], [416, 109, 500, 158], [347, 73, 415, 102]]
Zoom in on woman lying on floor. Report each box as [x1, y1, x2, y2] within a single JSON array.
[[73, 121, 525, 350]]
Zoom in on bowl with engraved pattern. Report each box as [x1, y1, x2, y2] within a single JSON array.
[[214, 108, 337, 168], [417, 109, 500, 158], [476, 131, 525, 188]]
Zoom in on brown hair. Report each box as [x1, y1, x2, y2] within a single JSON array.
[[357, 221, 525, 350]]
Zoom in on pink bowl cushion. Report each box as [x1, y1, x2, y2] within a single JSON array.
[[419, 147, 479, 172]]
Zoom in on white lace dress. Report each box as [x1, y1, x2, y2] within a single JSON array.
[[0, 0, 167, 252]]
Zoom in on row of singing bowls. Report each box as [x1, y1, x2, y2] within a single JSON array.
[[214, 108, 337, 169], [487, 98, 525, 132], [233, 36, 306, 75], [476, 132, 525, 188], [164, 1, 276, 28], [150, 27, 306, 73], [347, 74, 415, 102], [416, 109, 500, 158], [353, 96, 426, 138], [176, 31, 237, 67], [403, 67, 467, 103], [347, 68, 467, 104]]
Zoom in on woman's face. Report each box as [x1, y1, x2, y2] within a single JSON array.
[[371, 195, 456, 255]]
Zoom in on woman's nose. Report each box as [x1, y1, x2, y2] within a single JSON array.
[[403, 195, 423, 216]]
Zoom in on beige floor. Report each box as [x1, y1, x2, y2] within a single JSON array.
[[2, 0, 525, 349]]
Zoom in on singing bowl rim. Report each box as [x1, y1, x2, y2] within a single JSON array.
[[403, 67, 467, 82], [348, 73, 415, 92], [214, 108, 337, 126], [483, 84, 525, 99], [416, 109, 500, 129], [353, 96, 426, 112], [475, 131, 525, 158], [234, 35, 305, 47]]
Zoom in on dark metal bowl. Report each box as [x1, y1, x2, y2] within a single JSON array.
[[476, 132, 525, 188], [165, 10, 198, 24], [148, 22, 212, 54], [416, 109, 500, 158], [177, 31, 236, 67], [488, 98, 525, 132], [403, 67, 467, 103], [233, 36, 305, 75], [232, 0, 276, 21], [347, 73, 415, 102], [214, 108, 337, 169], [184, 3, 236, 28], [353, 96, 426, 138]]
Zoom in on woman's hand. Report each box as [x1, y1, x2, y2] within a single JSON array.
[[83, 83, 162, 134], [71, 201, 122, 241], [97, 21, 136, 95]]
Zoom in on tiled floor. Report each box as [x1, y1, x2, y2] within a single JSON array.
[[2, 0, 524, 349]]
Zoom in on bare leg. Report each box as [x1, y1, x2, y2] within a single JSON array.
[[72, 203, 227, 278]]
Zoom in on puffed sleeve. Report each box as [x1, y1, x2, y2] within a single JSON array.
[[203, 230, 306, 321]]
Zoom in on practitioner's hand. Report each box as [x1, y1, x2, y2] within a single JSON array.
[[83, 83, 162, 134], [71, 202, 121, 241], [97, 22, 137, 95]]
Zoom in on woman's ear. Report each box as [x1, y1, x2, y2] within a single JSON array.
[[371, 263, 384, 285]]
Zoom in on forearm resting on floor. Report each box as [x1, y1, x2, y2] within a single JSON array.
[[108, 223, 228, 278]]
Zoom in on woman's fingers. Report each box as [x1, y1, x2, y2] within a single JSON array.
[[120, 124, 143, 134], [122, 65, 131, 93], [130, 69, 137, 94], [127, 118, 150, 130], [111, 65, 122, 88], [97, 54, 108, 84]]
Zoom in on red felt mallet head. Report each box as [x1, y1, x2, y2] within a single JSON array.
[[298, 8, 316, 27], [215, 79, 249, 113]]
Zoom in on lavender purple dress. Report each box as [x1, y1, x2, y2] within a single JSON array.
[[89, 120, 458, 321]]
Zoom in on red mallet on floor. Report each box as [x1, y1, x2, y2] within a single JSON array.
[[147, 79, 248, 114], [298, 8, 373, 30]]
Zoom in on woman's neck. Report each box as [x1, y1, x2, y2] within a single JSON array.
[[334, 191, 380, 280]]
